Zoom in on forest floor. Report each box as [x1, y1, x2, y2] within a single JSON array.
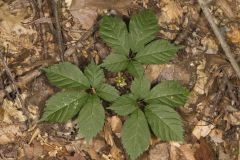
[[0, 0, 240, 159]]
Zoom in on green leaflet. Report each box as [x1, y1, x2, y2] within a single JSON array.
[[109, 94, 137, 116], [101, 53, 129, 72], [77, 95, 105, 140], [122, 109, 151, 159], [130, 76, 151, 99], [96, 84, 119, 102], [145, 104, 183, 141], [41, 91, 88, 123], [145, 80, 189, 108], [100, 16, 130, 55], [127, 61, 144, 78], [84, 62, 104, 89], [129, 10, 158, 53], [43, 62, 90, 89], [135, 40, 180, 64]]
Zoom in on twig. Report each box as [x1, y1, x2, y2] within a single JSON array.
[[0, 70, 42, 103], [50, 0, 65, 61], [197, 0, 240, 79], [0, 50, 24, 109]]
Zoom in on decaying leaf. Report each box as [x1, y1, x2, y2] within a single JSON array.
[[192, 120, 214, 139], [193, 60, 208, 95], [201, 36, 219, 54], [145, 64, 191, 85], [69, 0, 131, 29], [227, 26, 240, 44], [159, 0, 183, 23], [0, 124, 23, 145], [215, 0, 236, 19], [194, 138, 214, 160], [109, 116, 122, 134], [149, 143, 170, 160], [1, 99, 27, 123], [179, 144, 196, 160], [209, 129, 223, 144]]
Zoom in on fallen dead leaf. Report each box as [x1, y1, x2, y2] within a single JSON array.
[[0, 124, 23, 145], [159, 0, 183, 23], [93, 137, 107, 153], [69, 0, 131, 29], [215, 0, 236, 19], [145, 64, 190, 85], [201, 36, 218, 54], [227, 27, 240, 44], [149, 143, 170, 160], [194, 138, 214, 160], [109, 116, 122, 134], [224, 112, 240, 126], [193, 60, 208, 95], [180, 144, 196, 160], [1, 99, 27, 123], [192, 120, 214, 139], [209, 129, 223, 144], [23, 141, 44, 159]]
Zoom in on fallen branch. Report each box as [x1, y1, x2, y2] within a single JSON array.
[[197, 0, 240, 79]]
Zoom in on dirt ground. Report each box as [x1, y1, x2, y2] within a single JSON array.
[[0, 0, 239, 159]]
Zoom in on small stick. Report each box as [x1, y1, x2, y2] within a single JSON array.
[[0, 50, 24, 108], [197, 0, 240, 79], [50, 0, 65, 61]]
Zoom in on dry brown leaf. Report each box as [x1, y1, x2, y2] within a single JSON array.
[[227, 27, 240, 44], [209, 129, 223, 144], [145, 64, 190, 85], [193, 60, 208, 95], [192, 120, 214, 139], [0, 124, 23, 144], [69, 0, 131, 29], [149, 143, 170, 160], [215, 0, 236, 19], [194, 138, 214, 160], [1, 99, 27, 123], [224, 112, 240, 126], [159, 0, 183, 23], [109, 116, 122, 134], [201, 36, 219, 54], [23, 141, 44, 159], [179, 144, 196, 160]]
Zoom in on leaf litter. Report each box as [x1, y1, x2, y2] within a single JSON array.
[[0, 0, 239, 159]]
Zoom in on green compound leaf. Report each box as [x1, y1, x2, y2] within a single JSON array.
[[43, 62, 90, 89], [122, 109, 151, 159], [127, 61, 144, 78], [145, 81, 189, 108], [100, 16, 130, 55], [101, 53, 129, 72], [77, 95, 105, 140], [41, 91, 88, 123], [84, 62, 104, 89], [145, 104, 183, 141], [135, 40, 180, 64], [97, 84, 119, 102], [130, 76, 151, 99], [109, 94, 137, 116], [129, 10, 158, 53]]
